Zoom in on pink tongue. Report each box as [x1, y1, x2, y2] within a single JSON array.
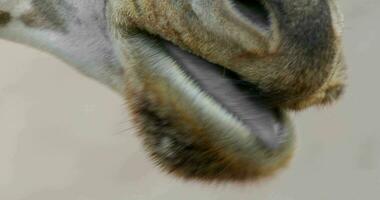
[[162, 40, 288, 150]]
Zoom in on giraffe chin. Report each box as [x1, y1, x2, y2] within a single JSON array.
[[121, 33, 295, 182]]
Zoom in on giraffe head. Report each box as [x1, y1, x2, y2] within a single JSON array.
[[0, 0, 346, 182]]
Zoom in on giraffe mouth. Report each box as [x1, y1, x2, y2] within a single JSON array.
[[157, 38, 290, 150], [121, 32, 294, 180], [123, 31, 293, 160]]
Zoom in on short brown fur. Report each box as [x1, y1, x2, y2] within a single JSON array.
[[109, 0, 346, 182], [110, 0, 346, 109]]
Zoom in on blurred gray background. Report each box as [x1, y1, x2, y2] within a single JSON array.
[[0, 1, 379, 199]]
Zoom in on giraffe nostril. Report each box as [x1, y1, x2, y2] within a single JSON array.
[[232, 0, 271, 29]]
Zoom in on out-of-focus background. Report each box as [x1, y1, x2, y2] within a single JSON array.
[[0, 1, 379, 199]]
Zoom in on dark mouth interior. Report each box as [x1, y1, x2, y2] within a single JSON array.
[[233, 0, 271, 29], [160, 39, 287, 150]]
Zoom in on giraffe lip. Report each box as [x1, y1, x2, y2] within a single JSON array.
[[160, 39, 288, 150]]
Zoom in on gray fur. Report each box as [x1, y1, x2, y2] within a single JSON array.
[[0, 0, 125, 92]]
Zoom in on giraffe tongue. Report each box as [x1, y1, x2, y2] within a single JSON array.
[[161, 40, 287, 150]]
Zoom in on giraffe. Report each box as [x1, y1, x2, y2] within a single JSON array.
[[0, 0, 346, 182]]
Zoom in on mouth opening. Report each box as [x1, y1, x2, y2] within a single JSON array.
[[231, 0, 271, 29], [160, 39, 288, 150]]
